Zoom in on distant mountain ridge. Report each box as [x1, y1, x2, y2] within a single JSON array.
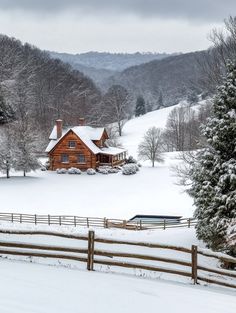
[[49, 50, 207, 110], [103, 51, 206, 108], [49, 51, 179, 71]]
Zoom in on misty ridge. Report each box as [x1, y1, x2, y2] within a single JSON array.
[[50, 50, 206, 108]]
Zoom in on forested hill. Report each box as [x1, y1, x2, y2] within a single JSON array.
[[0, 35, 101, 134], [49, 51, 177, 71], [49, 51, 178, 89], [105, 51, 206, 108], [50, 50, 207, 109]]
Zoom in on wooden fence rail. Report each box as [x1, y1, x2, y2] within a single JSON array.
[[0, 229, 235, 289], [0, 212, 197, 231]]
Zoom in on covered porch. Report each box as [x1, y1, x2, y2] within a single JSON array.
[[96, 149, 127, 167]]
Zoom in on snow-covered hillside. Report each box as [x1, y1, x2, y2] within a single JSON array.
[[122, 105, 177, 157]]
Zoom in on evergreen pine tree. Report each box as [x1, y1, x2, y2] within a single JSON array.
[[187, 91, 198, 104], [189, 62, 236, 254], [135, 96, 146, 117], [157, 91, 164, 109], [0, 87, 15, 124]]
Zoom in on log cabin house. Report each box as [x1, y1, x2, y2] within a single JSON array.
[[46, 119, 127, 171]]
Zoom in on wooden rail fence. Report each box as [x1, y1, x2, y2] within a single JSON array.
[[0, 212, 197, 231], [0, 229, 235, 289]]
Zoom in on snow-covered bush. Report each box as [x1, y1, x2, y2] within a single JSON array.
[[45, 161, 50, 170], [87, 168, 96, 175], [108, 168, 119, 174], [97, 166, 120, 174], [226, 219, 236, 261], [122, 164, 138, 175], [68, 167, 82, 175], [125, 155, 137, 164], [56, 168, 67, 174], [97, 167, 109, 174]]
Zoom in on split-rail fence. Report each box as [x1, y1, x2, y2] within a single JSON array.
[[0, 229, 235, 290], [0, 212, 197, 230]]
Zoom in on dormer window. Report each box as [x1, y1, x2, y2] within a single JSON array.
[[68, 141, 76, 148]]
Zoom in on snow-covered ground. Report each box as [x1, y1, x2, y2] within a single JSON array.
[[0, 104, 194, 219], [1, 223, 235, 289], [0, 155, 193, 218], [0, 258, 235, 313]]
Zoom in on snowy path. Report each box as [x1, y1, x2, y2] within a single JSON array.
[[0, 259, 235, 313]]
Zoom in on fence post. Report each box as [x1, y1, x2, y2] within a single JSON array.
[[20, 214, 22, 224], [123, 220, 127, 229], [87, 230, 95, 271], [11, 213, 14, 223], [104, 218, 107, 228], [48, 214, 50, 226], [59, 216, 62, 226], [35, 214, 37, 225], [191, 245, 198, 284], [86, 218, 89, 228], [139, 220, 142, 230], [188, 218, 191, 228], [163, 219, 166, 230], [74, 216, 77, 227]]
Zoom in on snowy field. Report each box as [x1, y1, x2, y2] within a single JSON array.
[[0, 104, 194, 219], [0, 153, 193, 218], [0, 259, 235, 313]]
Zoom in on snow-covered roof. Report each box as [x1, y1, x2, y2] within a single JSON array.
[[100, 147, 126, 155], [46, 125, 126, 155]]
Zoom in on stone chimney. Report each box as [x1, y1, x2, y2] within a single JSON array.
[[79, 118, 85, 126], [56, 119, 62, 139]]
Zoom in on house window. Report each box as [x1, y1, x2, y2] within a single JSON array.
[[77, 153, 86, 164], [61, 154, 69, 163], [68, 141, 76, 148]]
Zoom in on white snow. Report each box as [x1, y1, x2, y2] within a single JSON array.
[[0, 258, 235, 313], [0, 105, 194, 219], [0, 160, 193, 218]]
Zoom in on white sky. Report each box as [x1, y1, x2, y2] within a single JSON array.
[[0, 3, 230, 53]]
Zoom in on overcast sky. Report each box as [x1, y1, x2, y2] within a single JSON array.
[[0, 1, 235, 54]]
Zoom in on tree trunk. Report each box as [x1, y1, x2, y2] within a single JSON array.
[[6, 168, 10, 179], [23, 170, 26, 177], [118, 122, 122, 137], [152, 159, 155, 167]]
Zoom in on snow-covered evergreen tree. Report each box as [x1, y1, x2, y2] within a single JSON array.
[[0, 86, 14, 124], [135, 96, 146, 117], [189, 62, 236, 254], [157, 91, 164, 109]]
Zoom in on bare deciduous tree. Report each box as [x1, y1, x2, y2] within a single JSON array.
[[0, 126, 15, 178], [103, 85, 131, 136], [197, 16, 236, 93], [162, 103, 212, 152], [138, 127, 163, 167]]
